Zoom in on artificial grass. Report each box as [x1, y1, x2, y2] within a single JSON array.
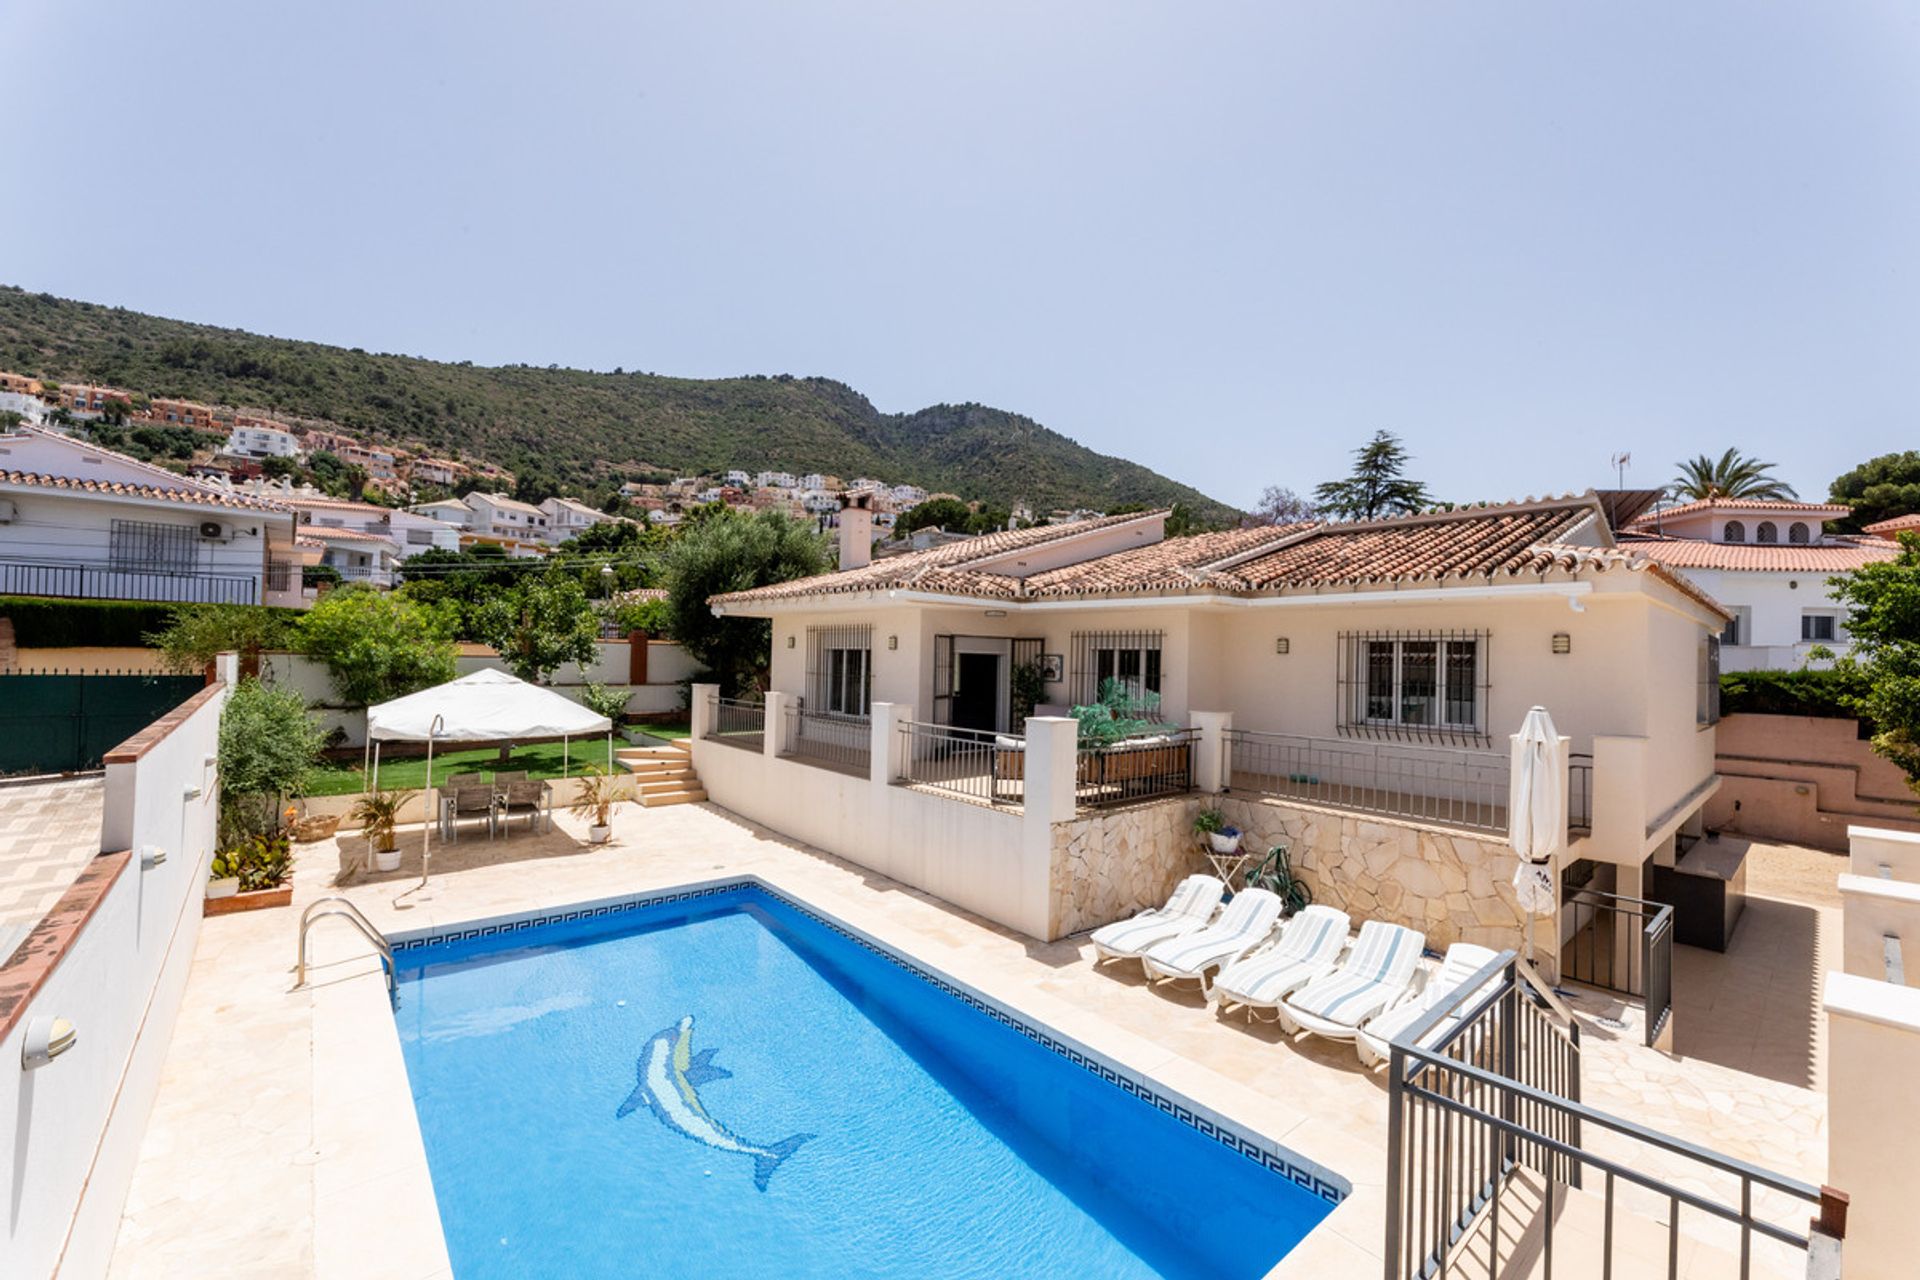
[[305, 739, 619, 797]]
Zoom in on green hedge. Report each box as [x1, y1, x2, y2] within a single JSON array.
[[0, 597, 303, 649], [1719, 668, 1863, 721]]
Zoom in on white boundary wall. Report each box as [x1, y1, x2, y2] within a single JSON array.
[[0, 668, 226, 1279]]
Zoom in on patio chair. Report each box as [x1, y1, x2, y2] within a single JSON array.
[[1278, 921, 1428, 1042], [492, 770, 529, 786], [446, 784, 497, 841], [1355, 943, 1501, 1068], [1210, 905, 1353, 1018], [1139, 888, 1285, 997], [444, 772, 485, 789], [1089, 875, 1224, 964], [497, 779, 550, 835]]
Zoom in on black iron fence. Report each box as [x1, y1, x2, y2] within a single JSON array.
[[0, 559, 258, 604], [897, 721, 1021, 806], [1560, 887, 1675, 1048], [1226, 728, 1509, 834], [1384, 952, 1828, 1280], [1075, 728, 1195, 809], [0, 670, 205, 774], [704, 694, 766, 752], [781, 699, 871, 776], [1569, 752, 1593, 833]]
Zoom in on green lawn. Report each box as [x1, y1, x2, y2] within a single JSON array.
[[306, 739, 620, 797], [630, 721, 690, 741]]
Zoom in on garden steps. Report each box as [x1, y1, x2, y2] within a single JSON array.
[[621, 739, 703, 806]]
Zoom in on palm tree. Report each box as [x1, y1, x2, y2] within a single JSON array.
[[1669, 449, 1798, 501]]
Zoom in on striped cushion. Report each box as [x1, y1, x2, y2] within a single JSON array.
[[1089, 876, 1222, 953], [1288, 924, 1424, 1024], [1216, 909, 1349, 1000], [1145, 890, 1282, 974]]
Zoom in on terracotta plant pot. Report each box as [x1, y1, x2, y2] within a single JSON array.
[[206, 877, 240, 900]]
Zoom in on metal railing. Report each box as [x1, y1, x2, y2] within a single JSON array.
[[293, 897, 396, 1001], [1569, 752, 1593, 833], [1385, 952, 1833, 1280], [781, 699, 871, 776], [1560, 888, 1675, 1048], [0, 558, 258, 604], [897, 721, 1021, 806], [704, 694, 766, 751], [1225, 728, 1510, 834], [1075, 727, 1196, 809]]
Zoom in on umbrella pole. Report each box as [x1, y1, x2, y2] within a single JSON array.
[[362, 736, 371, 795], [369, 741, 382, 875], [420, 724, 436, 889]]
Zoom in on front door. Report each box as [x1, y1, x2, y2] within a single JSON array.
[[951, 652, 1001, 733]]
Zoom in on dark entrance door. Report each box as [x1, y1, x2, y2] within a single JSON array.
[[951, 652, 1001, 732]]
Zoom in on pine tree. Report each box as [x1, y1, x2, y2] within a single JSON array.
[[1313, 431, 1432, 521]]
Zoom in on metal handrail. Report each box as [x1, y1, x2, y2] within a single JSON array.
[[294, 896, 396, 999]]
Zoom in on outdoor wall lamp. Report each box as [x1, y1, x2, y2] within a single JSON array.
[[1274, 637, 1290, 655], [1552, 633, 1571, 655], [786, 635, 795, 649], [141, 845, 168, 870], [183, 784, 203, 800], [22, 1015, 77, 1069], [888, 635, 898, 650]]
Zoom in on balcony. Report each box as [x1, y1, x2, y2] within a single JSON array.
[[0, 558, 258, 605], [1224, 728, 1511, 835]]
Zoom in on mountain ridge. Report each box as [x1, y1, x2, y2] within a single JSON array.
[[0, 286, 1235, 520]]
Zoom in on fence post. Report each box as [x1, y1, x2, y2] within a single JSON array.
[[761, 690, 791, 759], [690, 681, 718, 741], [870, 702, 910, 786], [1190, 710, 1232, 794]]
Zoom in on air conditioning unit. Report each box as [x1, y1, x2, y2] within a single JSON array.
[[198, 520, 228, 541]]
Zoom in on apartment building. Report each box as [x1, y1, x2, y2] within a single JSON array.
[[223, 423, 303, 460]]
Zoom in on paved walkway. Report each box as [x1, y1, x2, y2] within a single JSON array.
[[0, 776, 104, 961], [107, 807, 1835, 1278]]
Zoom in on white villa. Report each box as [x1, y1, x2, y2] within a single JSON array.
[[538, 495, 619, 542], [0, 426, 306, 606], [220, 422, 303, 460], [1618, 497, 1899, 671], [702, 494, 1729, 966]]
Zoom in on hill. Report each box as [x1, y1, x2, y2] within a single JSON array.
[[0, 286, 1235, 521]]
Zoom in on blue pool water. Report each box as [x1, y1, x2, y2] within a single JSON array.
[[393, 885, 1338, 1279]]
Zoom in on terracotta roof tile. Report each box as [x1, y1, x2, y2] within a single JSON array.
[[1615, 532, 1898, 572], [1215, 503, 1596, 591], [0, 468, 292, 513], [1863, 513, 1920, 536], [1628, 497, 1848, 525], [301, 525, 398, 545]]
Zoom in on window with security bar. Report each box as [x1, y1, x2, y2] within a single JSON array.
[[807, 624, 872, 718], [1339, 630, 1488, 743], [109, 519, 199, 572], [1069, 630, 1163, 706]]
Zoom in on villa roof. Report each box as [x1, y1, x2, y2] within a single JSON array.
[[1863, 513, 1920, 536], [712, 495, 1728, 618], [1629, 497, 1850, 525], [0, 466, 292, 513], [301, 525, 398, 546], [285, 496, 392, 515], [1615, 532, 1899, 573], [473, 492, 544, 515]]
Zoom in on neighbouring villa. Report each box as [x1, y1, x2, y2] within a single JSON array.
[[9, 494, 1920, 1279]]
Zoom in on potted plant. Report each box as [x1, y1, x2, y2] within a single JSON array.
[[206, 851, 241, 899], [570, 764, 634, 845], [1193, 807, 1242, 854], [204, 835, 297, 915], [350, 789, 407, 872]]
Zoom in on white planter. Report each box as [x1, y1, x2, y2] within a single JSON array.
[[373, 848, 402, 873], [1208, 831, 1242, 855], [205, 877, 239, 900], [589, 824, 612, 845]]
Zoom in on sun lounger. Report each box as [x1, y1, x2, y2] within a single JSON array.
[[1140, 888, 1285, 995], [1278, 921, 1427, 1041], [1355, 943, 1501, 1068], [1210, 905, 1352, 1017], [1090, 875, 1224, 963]]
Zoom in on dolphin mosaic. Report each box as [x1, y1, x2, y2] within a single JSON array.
[[618, 1014, 814, 1191]]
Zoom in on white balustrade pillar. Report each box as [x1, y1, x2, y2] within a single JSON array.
[[870, 702, 911, 787], [690, 682, 719, 741], [762, 690, 792, 759], [1190, 710, 1233, 794]]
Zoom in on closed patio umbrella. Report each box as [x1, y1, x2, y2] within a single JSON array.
[[1507, 706, 1564, 966]]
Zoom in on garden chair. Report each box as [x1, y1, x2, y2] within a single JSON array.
[[447, 784, 497, 841], [1090, 875, 1224, 964], [497, 779, 550, 835]]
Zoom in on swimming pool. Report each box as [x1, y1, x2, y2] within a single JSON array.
[[392, 882, 1341, 1279]]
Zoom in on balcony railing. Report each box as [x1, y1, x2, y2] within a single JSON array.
[[1569, 752, 1593, 833], [0, 558, 258, 605], [1225, 728, 1509, 834], [1075, 728, 1196, 809], [1560, 887, 1675, 1048], [704, 694, 766, 752], [781, 699, 871, 776], [897, 721, 1021, 806]]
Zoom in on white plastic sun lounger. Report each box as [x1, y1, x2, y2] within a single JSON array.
[[1090, 874, 1225, 963], [1355, 943, 1502, 1068], [1210, 905, 1353, 1017], [1139, 888, 1285, 995], [1278, 920, 1427, 1041]]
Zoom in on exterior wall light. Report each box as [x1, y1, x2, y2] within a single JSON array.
[[1275, 637, 1290, 655], [22, 1015, 76, 1069], [887, 635, 898, 650], [1552, 633, 1571, 655], [141, 845, 168, 870], [786, 635, 795, 649]]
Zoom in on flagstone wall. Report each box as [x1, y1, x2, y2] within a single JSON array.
[[1048, 798, 1207, 939]]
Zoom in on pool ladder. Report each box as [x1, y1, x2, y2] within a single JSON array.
[[294, 897, 396, 1000]]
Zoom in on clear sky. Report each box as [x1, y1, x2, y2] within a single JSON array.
[[3, 2, 1915, 511]]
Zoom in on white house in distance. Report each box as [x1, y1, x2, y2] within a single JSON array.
[[0, 425, 304, 606], [538, 495, 619, 543], [1617, 497, 1899, 671], [222, 422, 303, 460], [463, 492, 550, 540], [700, 494, 1730, 970], [284, 494, 461, 586]]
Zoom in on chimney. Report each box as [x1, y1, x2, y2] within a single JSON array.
[[838, 492, 873, 571]]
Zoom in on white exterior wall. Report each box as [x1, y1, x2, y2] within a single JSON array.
[[223, 426, 302, 459], [0, 684, 224, 1280], [0, 487, 277, 603], [1669, 565, 1850, 670]]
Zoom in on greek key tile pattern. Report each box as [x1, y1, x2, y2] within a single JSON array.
[[389, 876, 1347, 1206]]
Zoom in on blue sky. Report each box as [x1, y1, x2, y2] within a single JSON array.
[[3, 2, 1915, 510]]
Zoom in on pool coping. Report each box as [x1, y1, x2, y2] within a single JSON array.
[[321, 872, 1366, 1280]]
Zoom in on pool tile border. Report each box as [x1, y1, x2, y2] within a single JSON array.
[[388, 875, 1350, 1208]]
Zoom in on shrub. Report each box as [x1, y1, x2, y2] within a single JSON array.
[[146, 603, 299, 674], [579, 682, 632, 723], [471, 570, 599, 684], [0, 596, 177, 647], [662, 509, 829, 693], [218, 678, 326, 844], [297, 585, 457, 706], [1718, 668, 1864, 721]]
